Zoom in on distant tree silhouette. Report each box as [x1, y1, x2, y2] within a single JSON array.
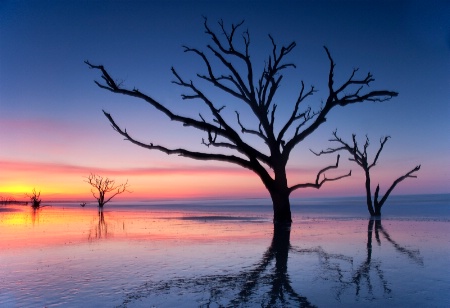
[[0, 195, 16, 205], [84, 174, 130, 208], [312, 131, 420, 216], [86, 18, 398, 223], [26, 188, 41, 208]]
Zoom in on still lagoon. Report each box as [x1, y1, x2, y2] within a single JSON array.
[[1, 194, 449, 307]]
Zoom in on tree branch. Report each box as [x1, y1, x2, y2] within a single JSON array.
[[368, 136, 390, 169], [289, 155, 351, 192], [375, 165, 421, 208], [86, 61, 271, 167], [282, 47, 398, 159], [103, 110, 257, 171], [277, 82, 316, 144], [235, 111, 268, 142]]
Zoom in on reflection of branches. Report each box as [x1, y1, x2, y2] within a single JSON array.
[[121, 224, 316, 307], [88, 209, 108, 240], [120, 224, 357, 307], [292, 246, 353, 285], [228, 224, 314, 307], [349, 219, 391, 298], [376, 221, 423, 265], [339, 219, 423, 300], [119, 219, 424, 306]]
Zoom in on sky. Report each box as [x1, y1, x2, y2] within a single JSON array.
[[1, 0, 449, 201]]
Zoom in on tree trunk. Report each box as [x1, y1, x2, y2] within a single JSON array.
[[269, 188, 292, 224], [267, 164, 292, 224], [364, 170, 376, 216], [98, 192, 105, 208], [373, 202, 382, 216]]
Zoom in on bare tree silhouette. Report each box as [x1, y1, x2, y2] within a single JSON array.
[[0, 195, 17, 205], [312, 131, 420, 216], [84, 174, 130, 208], [86, 18, 397, 223], [25, 188, 41, 208]]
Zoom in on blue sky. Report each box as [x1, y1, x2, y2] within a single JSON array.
[[0, 0, 449, 199]]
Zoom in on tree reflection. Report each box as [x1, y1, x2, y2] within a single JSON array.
[[339, 219, 423, 299], [88, 209, 108, 240], [120, 224, 352, 307], [227, 224, 317, 307], [119, 219, 423, 307], [30, 206, 41, 226], [375, 220, 423, 265]]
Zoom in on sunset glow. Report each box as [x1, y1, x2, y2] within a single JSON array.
[[1, 2, 449, 308], [0, 1, 448, 202]]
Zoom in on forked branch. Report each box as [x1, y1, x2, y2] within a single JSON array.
[[374, 165, 421, 208], [103, 111, 255, 171], [289, 155, 351, 192], [282, 48, 398, 159]]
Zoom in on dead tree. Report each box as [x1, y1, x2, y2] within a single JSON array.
[[26, 188, 41, 208], [86, 19, 398, 223], [312, 131, 420, 216], [84, 173, 130, 208]]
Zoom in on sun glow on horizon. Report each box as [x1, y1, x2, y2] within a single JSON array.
[[1, 185, 35, 195], [1, 159, 445, 202]]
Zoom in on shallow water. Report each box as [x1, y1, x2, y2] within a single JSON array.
[[0, 195, 449, 307]]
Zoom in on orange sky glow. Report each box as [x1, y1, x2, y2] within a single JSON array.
[[1, 158, 439, 202], [0, 1, 448, 205]]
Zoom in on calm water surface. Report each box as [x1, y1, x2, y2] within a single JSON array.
[[0, 195, 449, 307]]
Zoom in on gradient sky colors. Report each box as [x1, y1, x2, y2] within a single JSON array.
[[1, 1, 449, 201]]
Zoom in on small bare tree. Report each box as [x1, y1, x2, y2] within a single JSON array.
[[0, 195, 16, 205], [312, 131, 420, 216], [84, 174, 130, 208], [26, 188, 42, 208]]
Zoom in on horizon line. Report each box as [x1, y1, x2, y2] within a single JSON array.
[[3, 192, 448, 205]]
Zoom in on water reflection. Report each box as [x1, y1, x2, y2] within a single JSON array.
[[30, 206, 41, 226], [120, 219, 424, 307], [228, 224, 316, 307], [347, 219, 423, 299], [120, 224, 349, 307], [88, 209, 108, 240], [375, 220, 423, 265]]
